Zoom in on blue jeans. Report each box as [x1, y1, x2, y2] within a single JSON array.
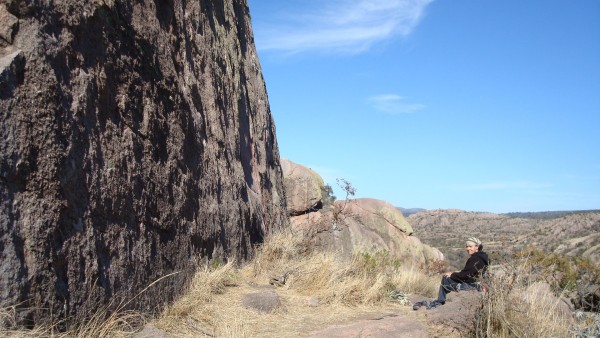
[[437, 275, 478, 303]]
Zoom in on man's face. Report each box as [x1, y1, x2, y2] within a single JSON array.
[[466, 244, 478, 255]]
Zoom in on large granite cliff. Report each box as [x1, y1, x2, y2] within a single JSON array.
[[0, 0, 288, 325]]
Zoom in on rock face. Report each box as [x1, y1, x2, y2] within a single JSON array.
[[280, 158, 324, 216], [0, 0, 288, 325], [282, 159, 443, 266]]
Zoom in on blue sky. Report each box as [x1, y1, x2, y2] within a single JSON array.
[[247, 0, 600, 213]]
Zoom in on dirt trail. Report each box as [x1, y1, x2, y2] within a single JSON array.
[[138, 281, 438, 337], [234, 283, 435, 337]]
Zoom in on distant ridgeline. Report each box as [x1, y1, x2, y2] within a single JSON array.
[[399, 207, 600, 219], [502, 209, 600, 220]]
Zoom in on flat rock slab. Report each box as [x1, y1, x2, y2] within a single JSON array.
[[241, 290, 281, 313], [310, 314, 429, 338], [424, 291, 483, 334]]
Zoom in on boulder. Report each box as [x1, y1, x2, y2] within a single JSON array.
[[343, 199, 424, 265], [425, 290, 484, 336], [292, 198, 443, 266], [282, 160, 445, 266], [281, 158, 324, 215], [422, 244, 445, 263], [525, 282, 574, 321], [241, 290, 281, 313], [0, 0, 288, 326], [344, 198, 414, 235]]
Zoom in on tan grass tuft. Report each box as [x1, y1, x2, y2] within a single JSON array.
[[70, 307, 146, 338], [249, 229, 309, 278], [1, 303, 146, 338], [157, 261, 239, 330], [246, 232, 439, 306], [478, 260, 573, 338], [392, 265, 439, 297]]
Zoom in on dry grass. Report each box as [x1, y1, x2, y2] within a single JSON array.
[[1, 303, 145, 338], [477, 259, 574, 338], [0, 273, 179, 337], [1, 305, 58, 338], [149, 229, 439, 337], [9, 229, 590, 337], [246, 230, 438, 303]]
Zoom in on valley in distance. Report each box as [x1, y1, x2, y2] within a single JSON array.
[[399, 207, 600, 270]]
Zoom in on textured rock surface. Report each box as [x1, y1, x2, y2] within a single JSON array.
[[280, 158, 324, 216], [342, 198, 442, 265], [0, 0, 288, 325], [291, 197, 444, 266], [345, 198, 414, 235]]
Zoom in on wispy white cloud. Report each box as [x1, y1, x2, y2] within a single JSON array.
[[254, 0, 433, 54], [367, 94, 425, 114]]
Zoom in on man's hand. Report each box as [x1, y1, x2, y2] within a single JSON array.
[[444, 272, 452, 277]]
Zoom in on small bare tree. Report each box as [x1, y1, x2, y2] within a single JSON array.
[[332, 178, 356, 228]]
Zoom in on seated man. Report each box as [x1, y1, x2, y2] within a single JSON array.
[[414, 236, 490, 310]]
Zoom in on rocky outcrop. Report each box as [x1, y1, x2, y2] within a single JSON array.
[[292, 198, 443, 266], [0, 0, 288, 326], [345, 198, 414, 235], [282, 159, 443, 266], [280, 158, 324, 215]]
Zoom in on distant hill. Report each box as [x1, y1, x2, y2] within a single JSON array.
[[399, 207, 600, 219], [397, 207, 426, 217], [407, 209, 600, 270], [502, 209, 600, 220]]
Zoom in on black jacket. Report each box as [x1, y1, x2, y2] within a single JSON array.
[[450, 251, 489, 283]]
